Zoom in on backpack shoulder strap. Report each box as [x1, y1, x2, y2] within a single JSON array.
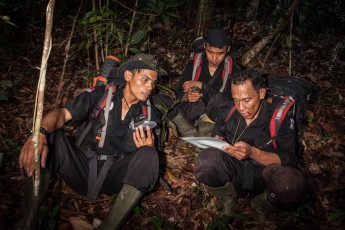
[[269, 96, 295, 151], [76, 84, 116, 149], [225, 105, 237, 122], [98, 83, 115, 148], [192, 52, 203, 81], [143, 99, 151, 120], [220, 55, 234, 92]]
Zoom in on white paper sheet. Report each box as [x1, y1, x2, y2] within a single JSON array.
[[180, 137, 230, 152]]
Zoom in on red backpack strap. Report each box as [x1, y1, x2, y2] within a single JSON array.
[[141, 99, 152, 120], [192, 53, 203, 81], [269, 96, 295, 151], [92, 84, 116, 119], [220, 55, 234, 92], [225, 105, 237, 122]]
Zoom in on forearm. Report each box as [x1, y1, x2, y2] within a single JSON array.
[[250, 146, 281, 165], [40, 108, 72, 133]]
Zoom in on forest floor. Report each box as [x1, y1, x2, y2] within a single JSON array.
[[0, 21, 344, 230]]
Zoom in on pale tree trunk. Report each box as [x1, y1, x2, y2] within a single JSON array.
[[241, 0, 301, 66], [195, 0, 214, 38], [20, 1, 55, 229], [55, 0, 84, 109], [245, 0, 260, 22]]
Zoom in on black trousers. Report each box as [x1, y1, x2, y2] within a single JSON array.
[[48, 130, 159, 196], [194, 148, 266, 197]]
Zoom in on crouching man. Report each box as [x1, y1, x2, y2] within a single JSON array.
[[194, 70, 307, 221], [19, 53, 167, 229]]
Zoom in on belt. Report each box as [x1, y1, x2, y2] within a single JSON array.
[[97, 154, 111, 161]]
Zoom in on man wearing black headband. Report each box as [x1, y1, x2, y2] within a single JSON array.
[[19, 53, 166, 229], [173, 28, 240, 138]]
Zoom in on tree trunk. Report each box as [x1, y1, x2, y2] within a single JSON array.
[[18, 1, 55, 229], [55, 0, 84, 109], [195, 0, 214, 38], [92, 0, 99, 70], [241, 0, 301, 66], [245, 0, 260, 22]]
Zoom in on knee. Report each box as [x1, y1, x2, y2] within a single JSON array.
[[135, 146, 158, 163], [196, 148, 222, 171]]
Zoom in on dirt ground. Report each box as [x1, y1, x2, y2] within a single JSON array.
[[0, 22, 344, 229]]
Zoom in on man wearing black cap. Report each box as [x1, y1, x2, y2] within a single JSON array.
[[194, 70, 307, 221], [173, 28, 240, 138], [19, 53, 167, 229]]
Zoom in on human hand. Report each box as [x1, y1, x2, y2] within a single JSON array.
[[215, 135, 225, 140], [19, 134, 48, 177], [184, 90, 203, 102], [223, 141, 253, 160], [183, 80, 202, 92], [133, 126, 155, 148]]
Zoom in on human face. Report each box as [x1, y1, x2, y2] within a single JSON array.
[[231, 80, 266, 122], [204, 43, 230, 68], [124, 69, 158, 102]]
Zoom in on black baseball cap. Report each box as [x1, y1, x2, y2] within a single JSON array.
[[117, 53, 167, 79], [203, 28, 231, 48]]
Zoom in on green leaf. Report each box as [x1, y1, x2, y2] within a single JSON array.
[[149, 217, 165, 227], [128, 47, 143, 54], [327, 211, 345, 222], [233, 212, 253, 221], [40, 205, 50, 215], [47, 218, 56, 230], [51, 204, 60, 217], [156, 84, 176, 99], [130, 30, 147, 45], [154, 104, 168, 113], [157, 1, 165, 10], [133, 205, 142, 215], [0, 93, 8, 101], [161, 14, 170, 25], [165, 12, 180, 18], [166, 1, 179, 9]]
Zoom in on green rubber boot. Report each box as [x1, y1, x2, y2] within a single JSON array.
[[251, 192, 281, 222], [97, 184, 144, 230], [171, 112, 197, 137], [197, 121, 215, 137], [206, 182, 237, 217]]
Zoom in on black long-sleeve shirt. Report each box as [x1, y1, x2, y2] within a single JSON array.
[[213, 100, 297, 167]]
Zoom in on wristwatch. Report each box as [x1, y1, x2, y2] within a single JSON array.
[[39, 127, 50, 136], [28, 127, 50, 136]]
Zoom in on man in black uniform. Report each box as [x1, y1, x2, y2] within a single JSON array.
[[19, 53, 166, 229], [173, 28, 240, 137], [194, 70, 307, 221]]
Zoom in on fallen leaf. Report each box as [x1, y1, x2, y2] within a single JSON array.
[[69, 216, 93, 230]]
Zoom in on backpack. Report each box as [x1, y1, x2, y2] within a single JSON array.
[[225, 74, 311, 153], [76, 83, 151, 149], [192, 53, 234, 93], [190, 36, 235, 93]]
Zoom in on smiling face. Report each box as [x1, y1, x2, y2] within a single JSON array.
[[123, 69, 158, 103], [204, 43, 230, 68], [231, 79, 266, 122]]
